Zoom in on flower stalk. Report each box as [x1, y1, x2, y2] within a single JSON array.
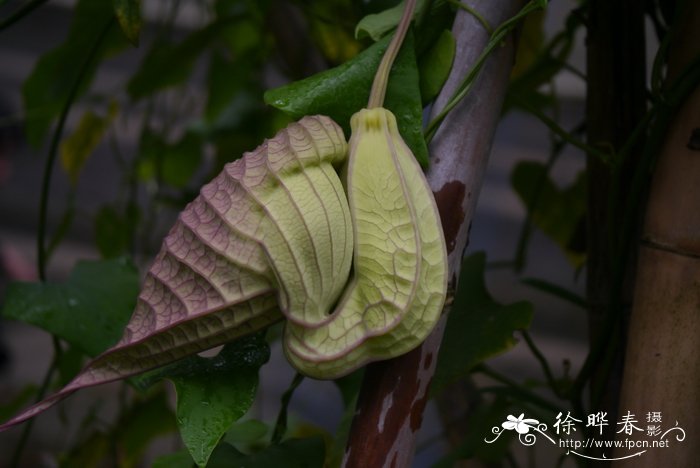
[[367, 0, 417, 108]]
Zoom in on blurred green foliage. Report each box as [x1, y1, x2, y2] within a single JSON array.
[[0, 0, 619, 466]]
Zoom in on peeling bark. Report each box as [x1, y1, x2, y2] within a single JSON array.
[[342, 1, 522, 466]]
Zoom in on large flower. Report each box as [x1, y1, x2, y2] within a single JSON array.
[[502, 413, 540, 434]]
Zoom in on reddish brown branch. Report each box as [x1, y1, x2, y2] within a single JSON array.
[[342, 1, 523, 466]]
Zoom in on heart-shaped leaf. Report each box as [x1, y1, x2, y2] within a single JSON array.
[[2, 258, 139, 357], [22, 0, 126, 147], [113, 0, 142, 46], [432, 253, 533, 394], [355, 0, 429, 41], [164, 335, 269, 467], [511, 161, 586, 266]]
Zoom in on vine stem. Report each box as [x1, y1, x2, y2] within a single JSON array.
[[511, 94, 611, 164], [521, 330, 561, 398], [11, 17, 114, 467], [446, 0, 492, 33], [367, 0, 417, 108], [572, 53, 700, 413], [271, 373, 304, 445], [9, 338, 61, 468], [0, 0, 49, 32], [36, 18, 114, 281], [474, 364, 561, 414], [424, 0, 546, 143]]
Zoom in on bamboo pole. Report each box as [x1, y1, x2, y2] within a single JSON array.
[[614, 3, 700, 466]]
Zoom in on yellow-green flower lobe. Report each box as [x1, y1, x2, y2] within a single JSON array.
[[284, 107, 448, 378]]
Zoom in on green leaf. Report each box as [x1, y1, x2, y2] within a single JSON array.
[[418, 29, 455, 104], [22, 0, 126, 147], [432, 397, 517, 467], [521, 277, 587, 309], [265, 31, 429, 167], [1, 258, 139, 357], [152, 450, 195, 468], [504, 11, 578, 113], [0, 385, 37, 422], [509, 9, 545, 80], [60, 390, 177, 468], [59, 431, 111, 468], [218, 18, 266, 57], [432, 253, 533, 394], [200, 92, 261, 140], [355, 0, 453, 56], [206, 18, 270, 106], [45, 207, 75, 261], [127, 19, 235, 99], [114, 391, 178, 466], [134, 335, 270, 467], [208, 438, 325, 468], [56, 345, 85, 386], [94, 204, 131, 258], [113, 0, 142, 46], [206, 443, 246, 467], [127, 41, 191, 98], [224, 419, 269, 445], [159, 131, 202, 187], [173, 372, 256, 467], [333, 369, 364, 407], [198, 49, 283, 158], [355, 0, 428, 41], [60, 105, 116, 185], [205, 51, 251, 123], [138, 130, 202, 188], [329, 372, 362, 468], [511, 161, 586, 266], [131, 332, 270, 387], [306, 0, 362, 65]]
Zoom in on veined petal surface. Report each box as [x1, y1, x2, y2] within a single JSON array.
[[0, 116, 353, 430], [285, 108, 447, 378]]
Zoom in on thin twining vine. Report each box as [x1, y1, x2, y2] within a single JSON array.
[[271, 373, 305, 445], [424, 0, 547, 143], [10, 18, 116, 468], [36, 18, 115, 280], [8, 338, 61, 468], [0, 0, 49, 32], [572, 53, 700, 416], [511, 95, 611, 164], [446, 0, 493, 34], [473, 364, 561, 415], [520, 330, 563, 398]]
